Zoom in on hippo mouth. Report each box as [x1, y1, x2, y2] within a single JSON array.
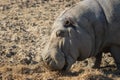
[[60, 39, 73, 71], [60, 39, 69, 71], [61, 51, 75, 71]]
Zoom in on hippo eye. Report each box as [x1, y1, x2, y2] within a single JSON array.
[[64, 20, 76, 29], [64, 20, 71, 26]]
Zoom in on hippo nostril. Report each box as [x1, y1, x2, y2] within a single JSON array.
[[47, 58, 52, 64], [44, 56, 52, 65], [56, 30, 65, 37], [44, 56, 49, 61]]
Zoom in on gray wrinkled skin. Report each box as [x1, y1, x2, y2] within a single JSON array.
[[41, 0, 120, 71]]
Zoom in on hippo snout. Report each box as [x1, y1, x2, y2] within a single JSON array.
[[41, 49, 66, 71]]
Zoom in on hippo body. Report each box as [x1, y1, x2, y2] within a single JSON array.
[[41, 0, 120, 71]]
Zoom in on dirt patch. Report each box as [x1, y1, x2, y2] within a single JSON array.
[[0, 0, 120, 80]]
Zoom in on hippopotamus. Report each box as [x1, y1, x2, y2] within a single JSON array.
[[41, 0, 120, 71]]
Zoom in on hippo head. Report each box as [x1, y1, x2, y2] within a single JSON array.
[[41, 15, 93, 71]]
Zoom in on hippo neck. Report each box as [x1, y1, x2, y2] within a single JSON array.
[[71, 0, 109, 57], [75, 0, 109, 57]]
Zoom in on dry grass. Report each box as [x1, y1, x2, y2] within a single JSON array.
[[0, 0, 120, 80]]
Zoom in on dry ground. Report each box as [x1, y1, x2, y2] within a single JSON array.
[[0, 0, 120, 80]]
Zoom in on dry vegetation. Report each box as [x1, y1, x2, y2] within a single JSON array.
[[0, 0, 120, 80]]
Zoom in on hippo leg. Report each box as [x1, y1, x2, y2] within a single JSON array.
[[92, 52, 102, 68], [110, 46, 120, 71], [87, 52, 102, 68]]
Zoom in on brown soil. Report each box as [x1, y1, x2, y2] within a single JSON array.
[[0, 0, 120, 80]]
